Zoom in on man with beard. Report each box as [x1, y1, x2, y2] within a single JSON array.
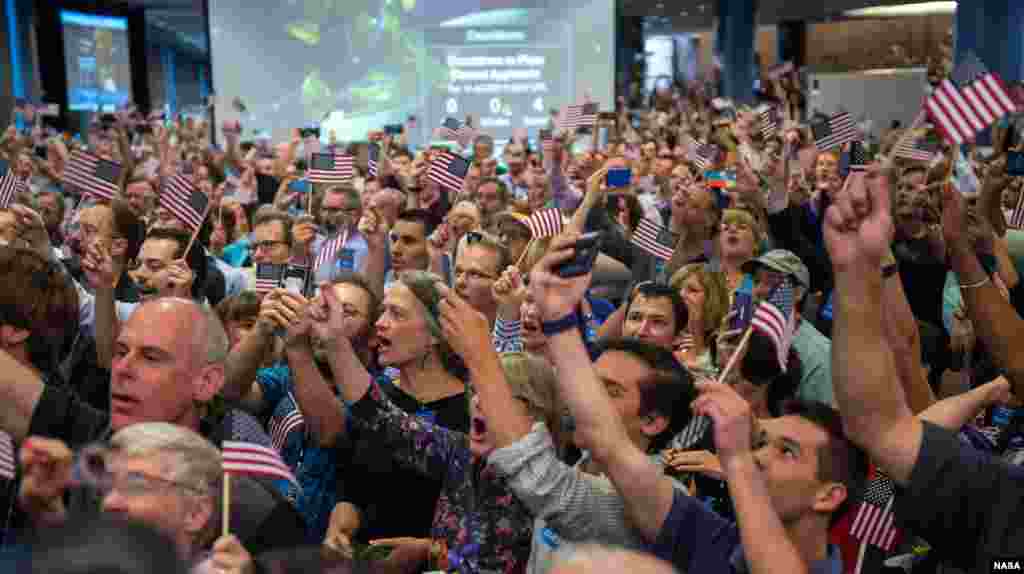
[[219, 272, 380, 540], [311, 185, 368, 284]]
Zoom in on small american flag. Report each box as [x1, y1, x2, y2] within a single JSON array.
[[308, 152, 354, 185], [269, 407, 305, 453], [559, 102, 598, 131], [684, 135, 717, 171], [63, 150, 122, 200], [892, 138, 936, 163], [427, 151, 471, 191], [0, 159, 28, 209], [254, 263, 285, 295], [759, 105, 780, 140], [0, 429, 14, 480], [849, 469, 898, 552], [812, 112, 857, 152], [367, 143, 380, 178], [314, 232, 345, 273], [439, 117, 476, 148], [751, 278, 796, 372], [541, 131, 555, 155], [222, 440, 298, 485], [927, 55, 1017, 145], [160, 172, 209, 233], [1009, 189, 1024, 229], [767, 60, 795, 80], [525, 208, 563, 239], [631, 217, 675, 261]]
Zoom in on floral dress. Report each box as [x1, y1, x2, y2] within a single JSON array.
[[348, 380, 534, 574]]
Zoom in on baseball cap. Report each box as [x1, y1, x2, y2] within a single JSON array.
[[742, 249, 809, 288]]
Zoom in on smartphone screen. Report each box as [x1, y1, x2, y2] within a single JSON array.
[[729, 275, 755, 330], [606, 168, 631, 188], [281, 265, 309, 296]]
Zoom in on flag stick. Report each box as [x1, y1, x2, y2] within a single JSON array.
[[307, 181, 314, 214], [515, 238, 535, 270], [183, 200, 213, 257], [222, 473, 231, 537], [715, 326, 754, 385]]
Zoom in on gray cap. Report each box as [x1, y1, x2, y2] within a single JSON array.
[[742, 249, 810, 288]]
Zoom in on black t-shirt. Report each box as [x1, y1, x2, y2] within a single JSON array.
[[894, 421, 1024, 572], [339, 380, 469, 542], [25, 385, 307, 555]]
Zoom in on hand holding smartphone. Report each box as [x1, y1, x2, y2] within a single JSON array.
[[554, 232, 601, 278]]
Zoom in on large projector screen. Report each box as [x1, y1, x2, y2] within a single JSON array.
[[61, 10, 133, 112], [209, 0, 614, 143]]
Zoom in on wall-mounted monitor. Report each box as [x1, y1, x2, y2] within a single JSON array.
[[61, 10, 133, 112]]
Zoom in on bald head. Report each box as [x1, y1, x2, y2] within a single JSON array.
[[133, 297, 229, 367]]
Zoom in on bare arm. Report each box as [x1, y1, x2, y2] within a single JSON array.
[[920, 377, 1011, 431], [881, 260, 935, 413], [221, 321, 272, 412], [827, 170, 922, 485], [285, 343, 347, 447]]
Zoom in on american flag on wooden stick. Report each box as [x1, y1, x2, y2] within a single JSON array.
[[308, 152, 354, 185], [1009, 189, 1024, 230], [427, 151, 471, 191], [559, 103, 598, 132], [525, 208, 563, 239], [0, 159, 27, 209], [926, 54, 1017, 145], [849, 469, 899, 552], [222, 440, 298, 485], [759, 105, 780, 140], [64, 150, 121, 201], [254, 263, 285, 295], [767, 61, 795, 80], [631, 217, 675, 261], [160, 172, 209, 233], [269, 407, 304, 453], [812, 112, 857, 152], [750, 278, 796, 372], [314, 232, 346, 273], [893, 137, 936, 163]]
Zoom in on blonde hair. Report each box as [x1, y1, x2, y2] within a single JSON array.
[[669, 264, 730, 339], [499, 352, 564, 449], [720, 208, 763, 253]]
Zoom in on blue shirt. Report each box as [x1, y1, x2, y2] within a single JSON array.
[[653, 489, 843, 574], [257, 364, 339, 542]]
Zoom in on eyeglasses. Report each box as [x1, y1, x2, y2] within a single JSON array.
[[102, 470, 207, 498], [252, 240, 288, 252]]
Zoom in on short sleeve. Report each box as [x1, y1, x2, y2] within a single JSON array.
[[893, 421, 1024, 571]]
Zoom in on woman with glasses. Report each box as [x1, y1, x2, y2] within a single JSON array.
[[717, 209, 762, 294]]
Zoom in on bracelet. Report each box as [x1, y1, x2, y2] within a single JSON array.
[[959, 276, 991, 290], [541, 312, 580, 336]]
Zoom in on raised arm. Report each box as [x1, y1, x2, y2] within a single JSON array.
[[221, 294, 282, 412], [942, 183, 1024, 396], [530, 234, 675, 543], [824, 168, 922, 484], [356, 211, 388, 299], [920, 376, 1013, 431], [880, 251, 935, 413]]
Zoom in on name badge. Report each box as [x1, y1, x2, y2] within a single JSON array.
[[540, 526, 562, 549]]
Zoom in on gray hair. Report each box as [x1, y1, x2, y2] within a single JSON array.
[[198, 303, 230, 365], [109, 422, 222, 497]]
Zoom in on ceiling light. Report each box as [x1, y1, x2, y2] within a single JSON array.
[[680, 10, 688, 16], [656, 2, 664, 8], [844, 2, 956, 17]]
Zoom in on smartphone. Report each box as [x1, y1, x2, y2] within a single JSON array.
[[281, 264, 310, 296], [554, 232, 601, 278], [1008, 151, 1024, 176], [383, 124, 404, 135], [606, 168, 631, 188]]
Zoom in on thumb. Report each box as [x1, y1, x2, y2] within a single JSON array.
[[213, 534, 241, 553]]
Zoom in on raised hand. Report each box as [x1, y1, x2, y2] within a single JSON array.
[[492, 266, 528, 313], [663, 448, 724, 480], [690, 381, 757, 467], [155, 258, 195, 298], [208, 534, 255, 574], [292, 215, 318, 257], [528, 233, 592, 322], [10, 204, 51, 259], [437, 284, 492, 366], [81, 239, 116, 290], [18, 437, 73, 526], [823, 167, 894, 272], [358, 210, 387, 252]]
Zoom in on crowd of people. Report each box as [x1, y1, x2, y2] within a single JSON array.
[[0, 57, 1021, 574]]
